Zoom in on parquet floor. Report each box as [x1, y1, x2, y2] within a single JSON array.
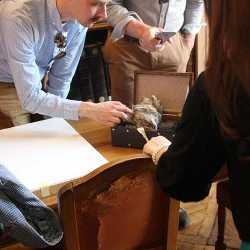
[[177, 184, 240, 250]]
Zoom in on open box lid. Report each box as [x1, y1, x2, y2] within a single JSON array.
[[134, 71, 193, 115]]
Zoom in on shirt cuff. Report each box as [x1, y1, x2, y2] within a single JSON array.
[[61, 99, 81, 120]]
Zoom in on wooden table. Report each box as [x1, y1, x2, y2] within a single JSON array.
[[2, 118, 229, 250], [68, 119, 180, 250], [41, 118, 143, 207], [2, 119, 179, 250]]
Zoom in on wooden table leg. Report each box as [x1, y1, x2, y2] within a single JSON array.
[[165, 198, 180, 250]]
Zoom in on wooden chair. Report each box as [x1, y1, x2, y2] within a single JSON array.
[[57, 155, 179, 250], [215, 179, 231, 250]]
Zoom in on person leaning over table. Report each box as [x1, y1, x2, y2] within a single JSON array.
[[103, 0, 204, 107], [0, 0, 132, 130], [143, 1, 250, 249]]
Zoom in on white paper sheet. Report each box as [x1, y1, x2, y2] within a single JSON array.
[[0, 118, 108, 193]]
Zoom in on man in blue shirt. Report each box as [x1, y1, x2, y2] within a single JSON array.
[[0, 0, 131, 129]]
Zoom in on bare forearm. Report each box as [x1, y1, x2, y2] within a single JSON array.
[[124, 19, 149, 39]]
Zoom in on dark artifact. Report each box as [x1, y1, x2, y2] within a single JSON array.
[[111, 96, 178, 149], [129, 95, 163, 130]]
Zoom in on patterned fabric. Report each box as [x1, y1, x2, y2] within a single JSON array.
[[0, 165, 63, 248]]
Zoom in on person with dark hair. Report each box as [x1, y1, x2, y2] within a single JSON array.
[[0, 0, 131, 129], [143, 1, 250, 249]]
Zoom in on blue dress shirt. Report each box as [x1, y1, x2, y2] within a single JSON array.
[[0, 0, 87, 120]]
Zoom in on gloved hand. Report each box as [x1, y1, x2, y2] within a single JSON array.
[[143, 136, 171, 164]]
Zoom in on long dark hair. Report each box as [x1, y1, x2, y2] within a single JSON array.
[[204, 0, 250, 138]]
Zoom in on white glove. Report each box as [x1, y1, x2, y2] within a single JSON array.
[[143, 136, 171, 164]]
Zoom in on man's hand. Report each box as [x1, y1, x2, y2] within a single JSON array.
[[139, 26, 165, 52], [125, 20, 165, 52], [181, 33, 196, 50], [79, 101, 132, 127]]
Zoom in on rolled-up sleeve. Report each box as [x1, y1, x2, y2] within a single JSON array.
[[182, 0, 204, 34], [107, 0, 142, 41], [1, 18, 84, 120]]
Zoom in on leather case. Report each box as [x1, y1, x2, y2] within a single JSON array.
[[111, 71, 193, 148]]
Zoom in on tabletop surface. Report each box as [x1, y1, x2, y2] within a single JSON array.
[[43, 118, 142, 207]]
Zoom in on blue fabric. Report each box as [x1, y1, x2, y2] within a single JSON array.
[[0, 0, 87, 120], [241, 242, 250, 250], [0, 165, 63, 248]]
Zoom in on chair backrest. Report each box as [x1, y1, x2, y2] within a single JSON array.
[[57, 155, 171, 250]]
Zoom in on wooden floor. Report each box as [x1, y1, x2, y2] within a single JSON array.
[[177, 184, 240, 250], [2, 184, 240, 250]]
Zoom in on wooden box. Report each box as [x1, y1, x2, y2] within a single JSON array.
[[111, 72, 193, 148]]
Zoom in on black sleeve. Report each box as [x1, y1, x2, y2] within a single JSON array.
[[156, 73, 227, 202]]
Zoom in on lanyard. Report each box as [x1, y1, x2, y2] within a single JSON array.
[[42, 32, 67, 90]]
